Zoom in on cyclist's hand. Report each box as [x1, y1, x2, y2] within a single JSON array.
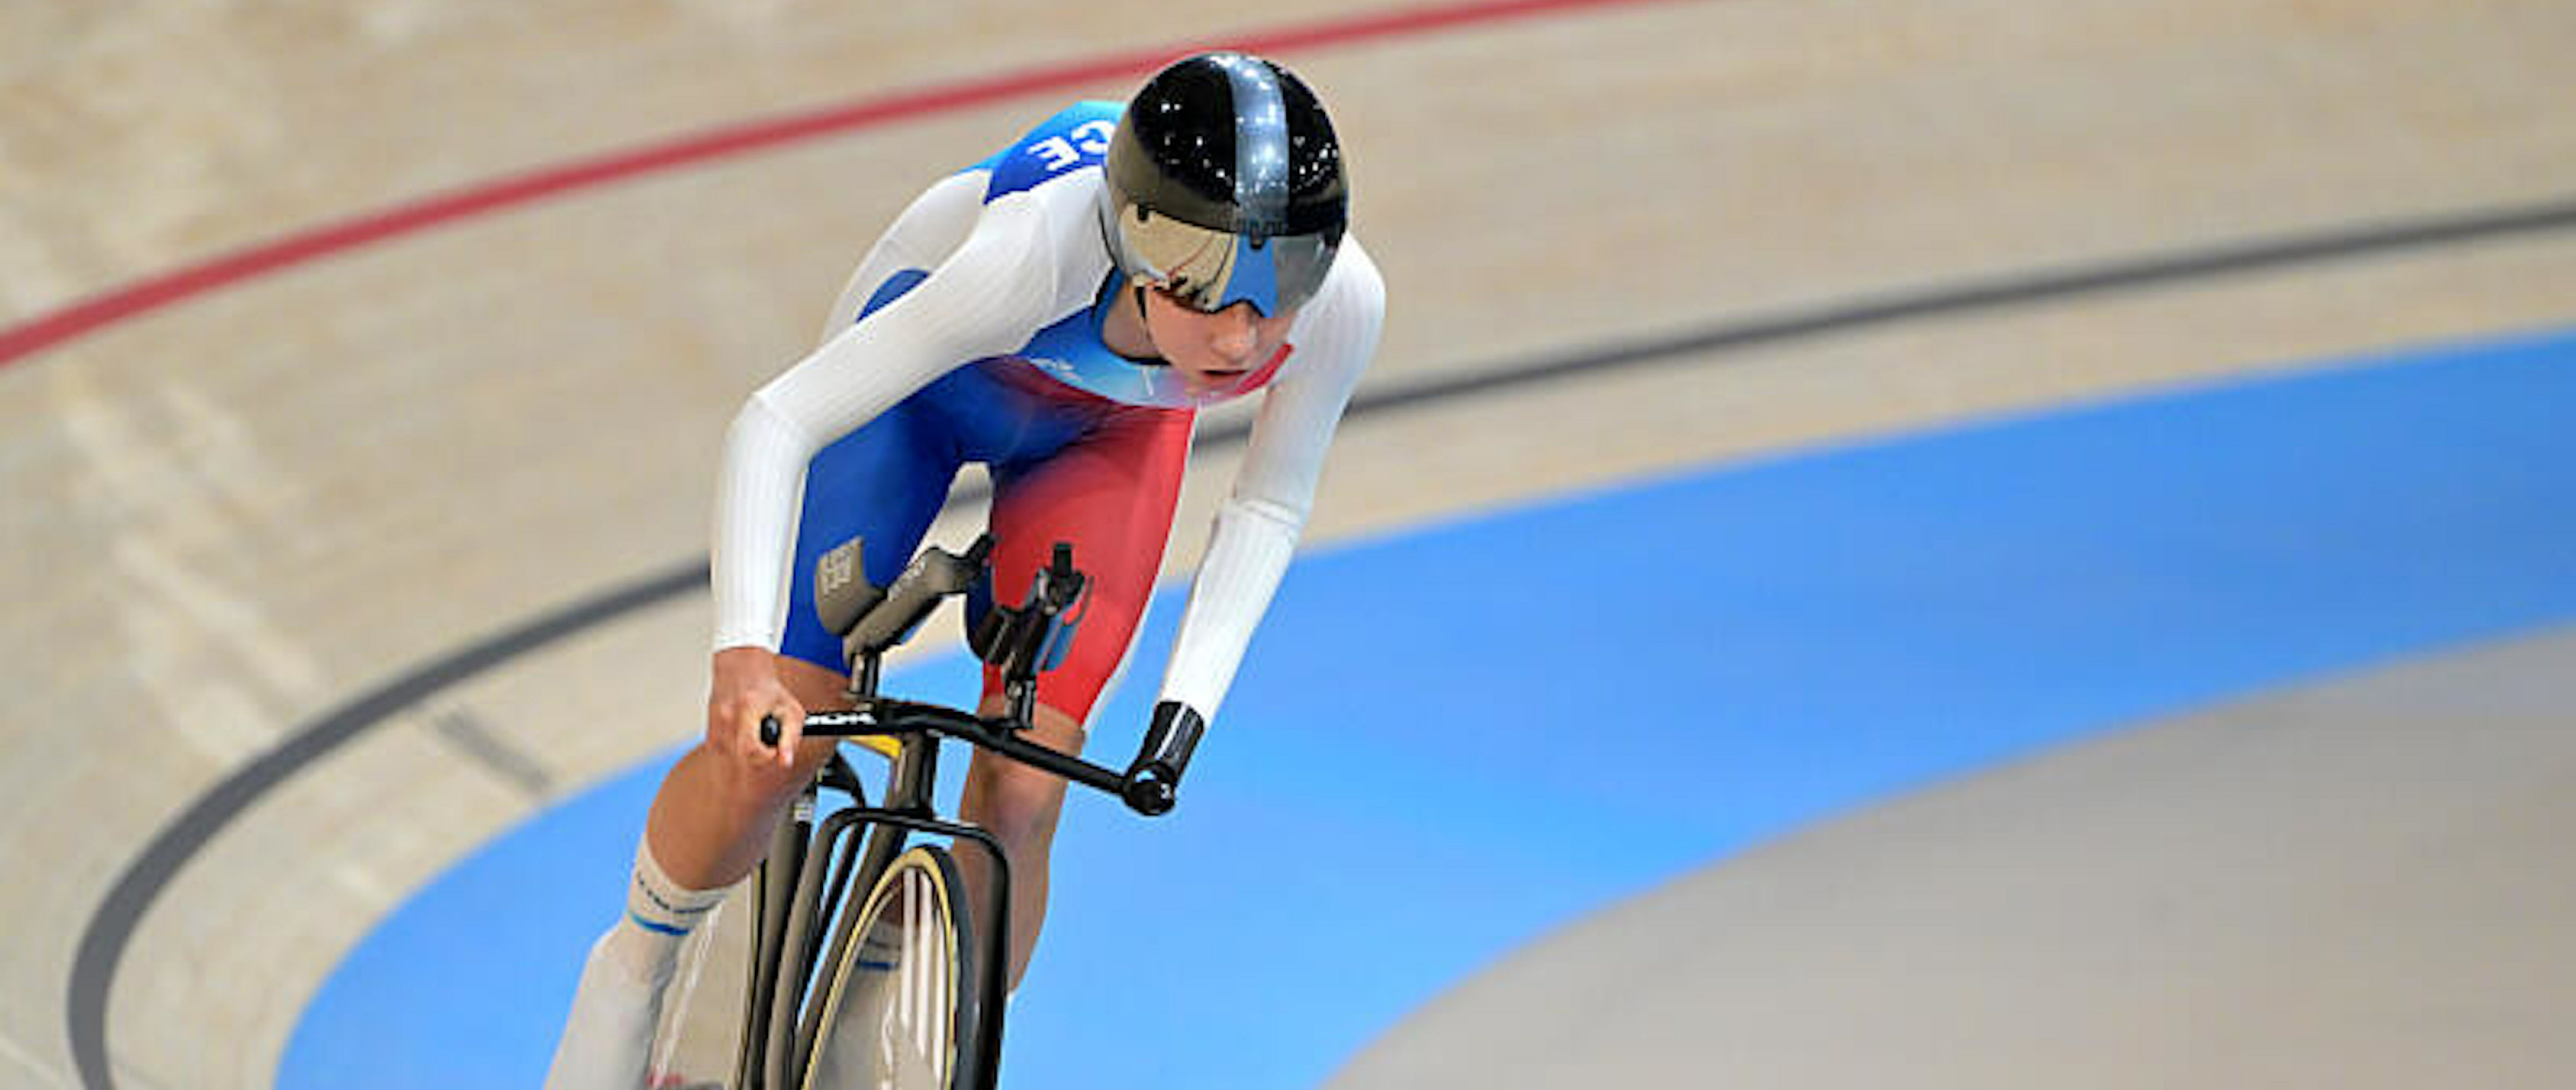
[[1122, 700, 1206, 816], [709, 646, 802, 769]]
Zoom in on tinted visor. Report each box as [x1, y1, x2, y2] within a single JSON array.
[[1115, 208, 1340, 316]]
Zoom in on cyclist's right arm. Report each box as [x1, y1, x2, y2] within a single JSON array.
[[703, 182, 1071, 765]]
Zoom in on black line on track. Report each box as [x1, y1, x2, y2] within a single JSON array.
[[427, 707, 560, 798], [67, 193, 2576, 1090]]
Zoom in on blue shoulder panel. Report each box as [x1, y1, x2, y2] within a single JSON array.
[[982, 100, 1123, 204]]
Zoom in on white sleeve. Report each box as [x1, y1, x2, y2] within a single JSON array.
[[817, 171, 987, 343], [709, 191, 1070, 653], [1156, 238, 1386, 717]]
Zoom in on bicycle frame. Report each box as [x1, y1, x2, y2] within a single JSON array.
[[735, 701, 1025, 1089], [728, 538, 1148, 1090]]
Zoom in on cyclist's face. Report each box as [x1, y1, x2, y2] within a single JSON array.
[[1141, 288, 1297, 397]]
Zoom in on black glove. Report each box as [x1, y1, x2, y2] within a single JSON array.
[[1121, 700, 1206, 816]]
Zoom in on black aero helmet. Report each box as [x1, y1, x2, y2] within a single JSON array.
[[1102, 52, 1347, 316]]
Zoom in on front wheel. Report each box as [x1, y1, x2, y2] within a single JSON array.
[[802, 845, 984, 1090]]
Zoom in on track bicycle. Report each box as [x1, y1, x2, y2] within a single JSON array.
[[706, 533, 1199, 1090]]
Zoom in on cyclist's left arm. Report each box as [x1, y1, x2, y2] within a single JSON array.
[[1156, 237, 1387, 731]]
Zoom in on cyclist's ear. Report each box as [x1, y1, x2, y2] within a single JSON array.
[[814, 537, 883, 637]]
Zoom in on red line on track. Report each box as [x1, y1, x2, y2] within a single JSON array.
[[0, 0, 1679, 369]]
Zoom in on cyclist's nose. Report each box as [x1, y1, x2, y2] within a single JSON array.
[[1210, 305, 1259, 363]]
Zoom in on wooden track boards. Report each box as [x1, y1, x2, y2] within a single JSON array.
[[3, 1, 2572, 1086]]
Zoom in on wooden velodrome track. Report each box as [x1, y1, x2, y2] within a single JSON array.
[[5, 0, 2573, 1087]]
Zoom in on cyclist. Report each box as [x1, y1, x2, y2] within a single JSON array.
[[548, 51, 1383, 1087]]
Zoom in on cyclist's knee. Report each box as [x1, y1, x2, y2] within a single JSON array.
[[962, 703, 1082, 842], [1030, 701, 1086, 754], [968, 781, 1064, 850], [974, 693, 1086, 752]]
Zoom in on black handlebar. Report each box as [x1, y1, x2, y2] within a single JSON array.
[[757, 698, 1197, 817], [750, 537, 1203, 817], [757, 699, 1202, 817], [845, 538, 989, 661], [784, 701, 1144, 806]]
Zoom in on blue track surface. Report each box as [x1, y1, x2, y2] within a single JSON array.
[[282, 327, 2576, 1089]]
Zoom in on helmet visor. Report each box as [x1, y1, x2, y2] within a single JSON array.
[[1116, 209, 1339, 316]]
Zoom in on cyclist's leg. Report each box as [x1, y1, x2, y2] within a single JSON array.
[[647, 399, 958, 891], [550, 400, 957, 1090], [543, 833, 715, 1090], [964, 401, 1193, 989]]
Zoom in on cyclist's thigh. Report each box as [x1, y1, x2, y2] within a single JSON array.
[[982, 403, 1194, 724], [777, 656, 859, 714], [778, 397, 961, 677]]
